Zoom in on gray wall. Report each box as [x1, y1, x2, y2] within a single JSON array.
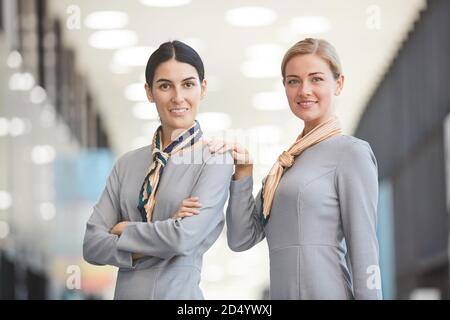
[[355, 0, 450, 299]]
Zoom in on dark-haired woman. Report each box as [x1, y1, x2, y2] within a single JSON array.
[[83, 41, 233, 300]]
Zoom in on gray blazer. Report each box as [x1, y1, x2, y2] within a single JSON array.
[[227, 135, 383, 299], [83, 144, 233, 299]]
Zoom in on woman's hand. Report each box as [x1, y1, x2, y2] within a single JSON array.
[[208, 140, 253, 180], [172, 197, 202, 219], [110, 221, 128, 236]]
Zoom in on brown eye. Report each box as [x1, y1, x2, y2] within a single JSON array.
[[159, 83, 170, 90], [312, 77, 323, 82], [184, 81, 196, 88]]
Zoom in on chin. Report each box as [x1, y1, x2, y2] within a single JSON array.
[[171, 117, 195, 129], [292, 111, 314, 122]]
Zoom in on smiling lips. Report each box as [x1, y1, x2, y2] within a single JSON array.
[[297, 100, 318, 108], [169, 107, 189, 116]]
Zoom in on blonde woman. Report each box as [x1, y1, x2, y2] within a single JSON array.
[[196, 38, 382, 299]]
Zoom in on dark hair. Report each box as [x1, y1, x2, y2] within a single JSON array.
[[145, 40, 205, 86]]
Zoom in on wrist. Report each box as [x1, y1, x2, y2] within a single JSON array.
[[233, 164, 253, 180]]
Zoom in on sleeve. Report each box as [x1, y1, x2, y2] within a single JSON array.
[[115, 152, 234, 259], [82, 162, 134, 269], [226, 175, 266, 252], [336, 141, 383, 300]]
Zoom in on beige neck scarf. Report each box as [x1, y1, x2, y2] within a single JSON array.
[[261, 116, 342, 219]]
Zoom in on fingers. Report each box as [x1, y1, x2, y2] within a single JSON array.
[[173, 197, 203, 219], [208, 140, 226, 154], [110, 225, 121, 236], [173, 209, 199, 219], [234, 143, 248, 154], [208, 140, 253, 165], [233, 150, 253, 165], [182, 201, 202, 208], [214, 143, 236, 155], [208, 140, 235, 154], [180, 206, 201, 214], [182, 198, 202, 208], [176, 211, 197, 218]]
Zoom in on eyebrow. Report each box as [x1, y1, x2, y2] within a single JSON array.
[[156, 76, 197, 83], [286, 72, 325, 78]]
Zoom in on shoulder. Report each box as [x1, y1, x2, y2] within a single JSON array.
[[115, 145, 151, 172], [311, 135, 373, 160], [333, 135, 372, 152], [335, 135, 377, 172], [200, 143, 234, 167]]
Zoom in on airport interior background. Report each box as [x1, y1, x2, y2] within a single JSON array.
[[1, 0, 449, 300]]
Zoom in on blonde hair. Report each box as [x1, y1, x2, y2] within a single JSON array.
[[281, 38, 342, 80]]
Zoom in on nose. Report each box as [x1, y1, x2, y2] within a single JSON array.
[[298, 81, 312, 96], [171, 87, 184, 105]]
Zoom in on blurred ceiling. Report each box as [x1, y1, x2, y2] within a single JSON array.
[[47, 0, 426, 156]]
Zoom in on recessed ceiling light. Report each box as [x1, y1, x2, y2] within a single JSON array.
[[0, 221, 10, 239], [196, 112, 232, 132], [113, 46, 156, 67], [89, 30, 138, 49], [30, 86, 47, 104], [84, 11, 129, 30], [252, 91, 288, 111], [31, 145, 56, 165], [140, 0, 191, 8], [40, 202, 56, 221], [225, 7, 277, 27], [241, 43, 283, 78], [125, 83, 148, 102], [289, 16, 331, 34], [9, 72, 35, 91], [7, 50, 22, 68], [0, 191, 12, 210], [9, 117, 29, 136]]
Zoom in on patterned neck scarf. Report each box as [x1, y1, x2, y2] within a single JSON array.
[[261, 116, 342, 222], [138, 120, 203, 222]]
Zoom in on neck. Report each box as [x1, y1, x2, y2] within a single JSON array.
[[302, 122, 317, 136], [161, 131, 171, 150], [160, 122, 195, 150], [160, 126, 174, 150], [302, 115, 333, 136]]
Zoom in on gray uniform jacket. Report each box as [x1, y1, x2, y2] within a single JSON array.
[[227, 135, 383, 299], [83, 144, 233, 299]]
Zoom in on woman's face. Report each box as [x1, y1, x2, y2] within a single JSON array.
[[145, 58, 206, 134], [284, 54, 344, 128]]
